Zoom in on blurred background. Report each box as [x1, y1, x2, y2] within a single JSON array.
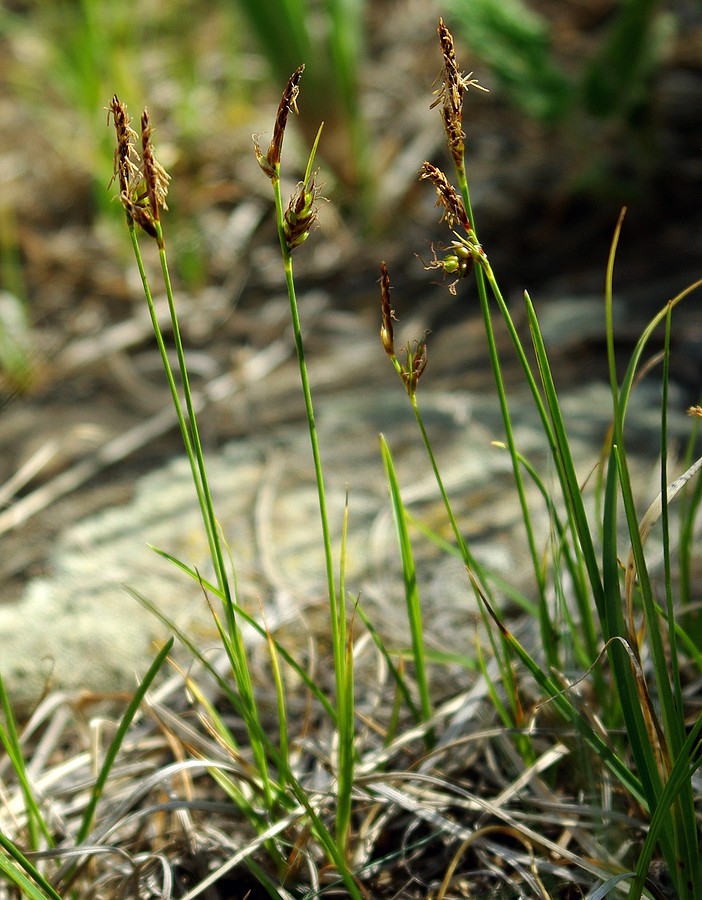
[[1, 0, 701, 371], [1, 0, 701, 595]]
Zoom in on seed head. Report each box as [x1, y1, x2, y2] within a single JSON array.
[[379, 261, 397, 357], [433, 19, 465, 115], [432, 19, 487, 166], [282, 174, 322, 250], [401, 339, 428, 397], [379, 262, 429, 395], [108, 96, 140, 221], [108, 98, 171, 241], [419, 162, 471, 232], [141, 110, 170, 223], [255, 65, 305, 179]]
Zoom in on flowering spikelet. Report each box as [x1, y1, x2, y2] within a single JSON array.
[[424, 241, 474, 295], [433, 19, 465, 115], [432, 19, 487, 167], [379, 261, 396, 357], [419, 162, 470, 232], [255, 65, 305, 179], [401, 340, 428, 396], [283, 173, 321, 250], [108, 97, 171, 241], [141, 110, 170, 222], [108, 96, 140, 221], [379, 262, 428, 397]]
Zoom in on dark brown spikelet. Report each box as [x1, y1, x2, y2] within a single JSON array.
[[432, 19, 487, 166], [255, 64, 305, 178], [433, 19, 464, 114], [432, 19, 465, 164], [107, 98, 171, 241], [442, 106, 465, 169], [141, 110, 170, 225], [108, 96, 139, 218], [419, 162, 470, 232], [379, 261, 396, 358]]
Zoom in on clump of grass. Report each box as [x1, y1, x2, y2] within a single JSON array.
[[108, 89, 368, 894], [381, 17, 702, 898], [1, 16, 701, 900]]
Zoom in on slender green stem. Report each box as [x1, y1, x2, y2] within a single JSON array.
[[454, 151, 563, 663], [128, 226, 194, 459], [0, 678, 52, 851], [270, 169, 355, 856], [153, 223, 233, 617], [406, 392, 526, 731], [660, 309, 682, 721], [271, 178, 338, 634], [473, 263, 552, 650], [409, 395, 489, 596], [129, 219, 274, 812], [335, 492, 355, 848], [380, 435, 433, 735]]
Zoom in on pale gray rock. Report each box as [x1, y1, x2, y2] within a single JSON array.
[[1, 380, 689, 704]]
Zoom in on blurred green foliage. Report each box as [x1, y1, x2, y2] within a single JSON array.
[[445, 0, 684, 204], [0, 0, 251, 204], [449, 0, 575, 123], [0, 0, 690, 241], [447, 0, 673, 126], [231, 0, 368, 203]]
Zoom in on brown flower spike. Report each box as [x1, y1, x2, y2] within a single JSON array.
[[379, 261, 396, 357], [255, 64, 305, 179], [108, 97, 170, 242], [141, 111, 170, 223], [379, 262, 428, 397], [432, 19, 487, 167], [419, 162, 470, 232], [108, 96, 140, 221]]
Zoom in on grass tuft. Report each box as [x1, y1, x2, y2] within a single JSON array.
[[0, 15, 701, 900]]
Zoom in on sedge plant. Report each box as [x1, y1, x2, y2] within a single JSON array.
[[253, 65, 356, 865], [106, 83, 363, 894], [3, 15, 702, 899], [91, 22, 702, 899], [379, 18, 702, 897]]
